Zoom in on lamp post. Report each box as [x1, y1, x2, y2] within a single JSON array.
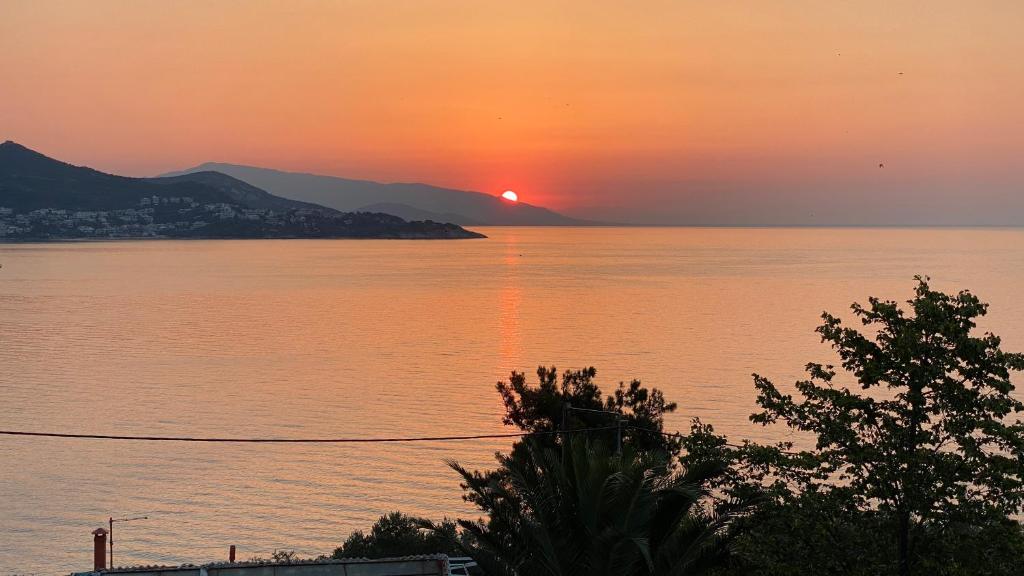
[[109, 515, 148, 569]]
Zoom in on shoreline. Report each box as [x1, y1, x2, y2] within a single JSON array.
[[0, 232, 488, 243]]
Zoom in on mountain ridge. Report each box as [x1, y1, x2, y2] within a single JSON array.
[[355, 202, 486, 226], [162, 162, 601, 226], [0, 141, 315, 212], [0, 141, 484, 240]]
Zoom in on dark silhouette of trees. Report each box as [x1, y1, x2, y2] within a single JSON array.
[[497, 366, 681, 453], [451, 437, 748, 576], [441, 367, 753, 575], [456, 367, 692, 567], [334, 279, 1024, 575], [712, 276, 1024, 575], [332, 512, 461, 559]]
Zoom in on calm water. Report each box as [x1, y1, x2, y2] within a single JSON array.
[[2, 227, 1024, 574]]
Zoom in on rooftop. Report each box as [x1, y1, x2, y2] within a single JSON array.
[[73, 555, 450, 576]]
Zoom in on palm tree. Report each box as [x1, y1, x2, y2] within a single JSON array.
[[449, 437, 749, 576]]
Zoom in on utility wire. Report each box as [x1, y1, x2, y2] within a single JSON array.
[[0, 426, 620, 444], [0, 424, 797, 454]]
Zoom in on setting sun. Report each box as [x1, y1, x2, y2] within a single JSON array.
[[4, 3, 1024, 572]]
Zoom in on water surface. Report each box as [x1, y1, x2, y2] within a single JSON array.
[[2, 227, 1023, 573]]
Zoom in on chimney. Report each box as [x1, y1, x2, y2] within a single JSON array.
[[93, 528, 108, 572]]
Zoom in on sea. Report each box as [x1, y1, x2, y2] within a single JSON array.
[[2, 227, 1023, 574]]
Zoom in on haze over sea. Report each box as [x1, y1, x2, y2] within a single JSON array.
[[2, 226, 1023, 574]]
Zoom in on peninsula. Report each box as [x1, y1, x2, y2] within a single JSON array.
[[0, 141, 484, 240]]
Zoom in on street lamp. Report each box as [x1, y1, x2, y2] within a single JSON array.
[[109, 515, 148, 569]]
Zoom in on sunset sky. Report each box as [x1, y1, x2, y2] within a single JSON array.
[[2, 1, 1022, 224]]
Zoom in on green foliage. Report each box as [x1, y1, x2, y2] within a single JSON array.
[[728, 492, 895, 576], [739, 277, 1024, 575], [452, 437, 749, 576], [334, 279, 1024, 575], [912, 518, 1024, 576], [445, 367, 743, 575], [332, 512, 461, 559], [497, 366, 681, 453], [730, 498, 1024, 576], [332, 368, 687, 570]]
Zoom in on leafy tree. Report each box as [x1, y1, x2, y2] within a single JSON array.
[[498, 366, 681, 454], [725, 496, 1024, 576], [451, 366, 691, 569], [911, 517, 1024, 575], [747, 277, 1024, 576], [339, 369, 692, 570], [332, 512, 461, 559], [451, 437, 748, 576]]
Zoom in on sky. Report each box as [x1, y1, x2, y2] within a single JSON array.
[[2, 1, 1023, 225]]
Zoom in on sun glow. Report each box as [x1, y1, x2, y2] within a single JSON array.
[[501, 190, 519, 202]]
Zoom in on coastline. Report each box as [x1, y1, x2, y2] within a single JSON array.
[[0, 232, 488, 243]]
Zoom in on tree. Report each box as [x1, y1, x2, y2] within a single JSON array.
[[338, 369, 692, 570], [451, 437, 748, 576], [443, 367, 746, 575], [720, 491, 1024, 576], [454, 366, 689, 565], [332, 512, 461, 559], [749, 277, 1024, 576], [497, 366, 681, 454]]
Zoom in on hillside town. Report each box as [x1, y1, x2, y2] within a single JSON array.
[[0, 195, 309, 239], [0, 195, 482, 240]]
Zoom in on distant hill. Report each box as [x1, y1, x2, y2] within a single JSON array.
[[0, 141, 234, 211], [0, 141, 484, 240], [0, 141, 325, 213], [153, 171, 330, 213], [162, 163, 596, 226], [355, 202, 485, 226]]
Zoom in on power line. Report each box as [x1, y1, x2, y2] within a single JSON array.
[[0, 426, 619, 444], [0, 425, 802, 456]]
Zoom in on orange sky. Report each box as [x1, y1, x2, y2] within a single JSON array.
[[2, 1, 1023, 224]]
